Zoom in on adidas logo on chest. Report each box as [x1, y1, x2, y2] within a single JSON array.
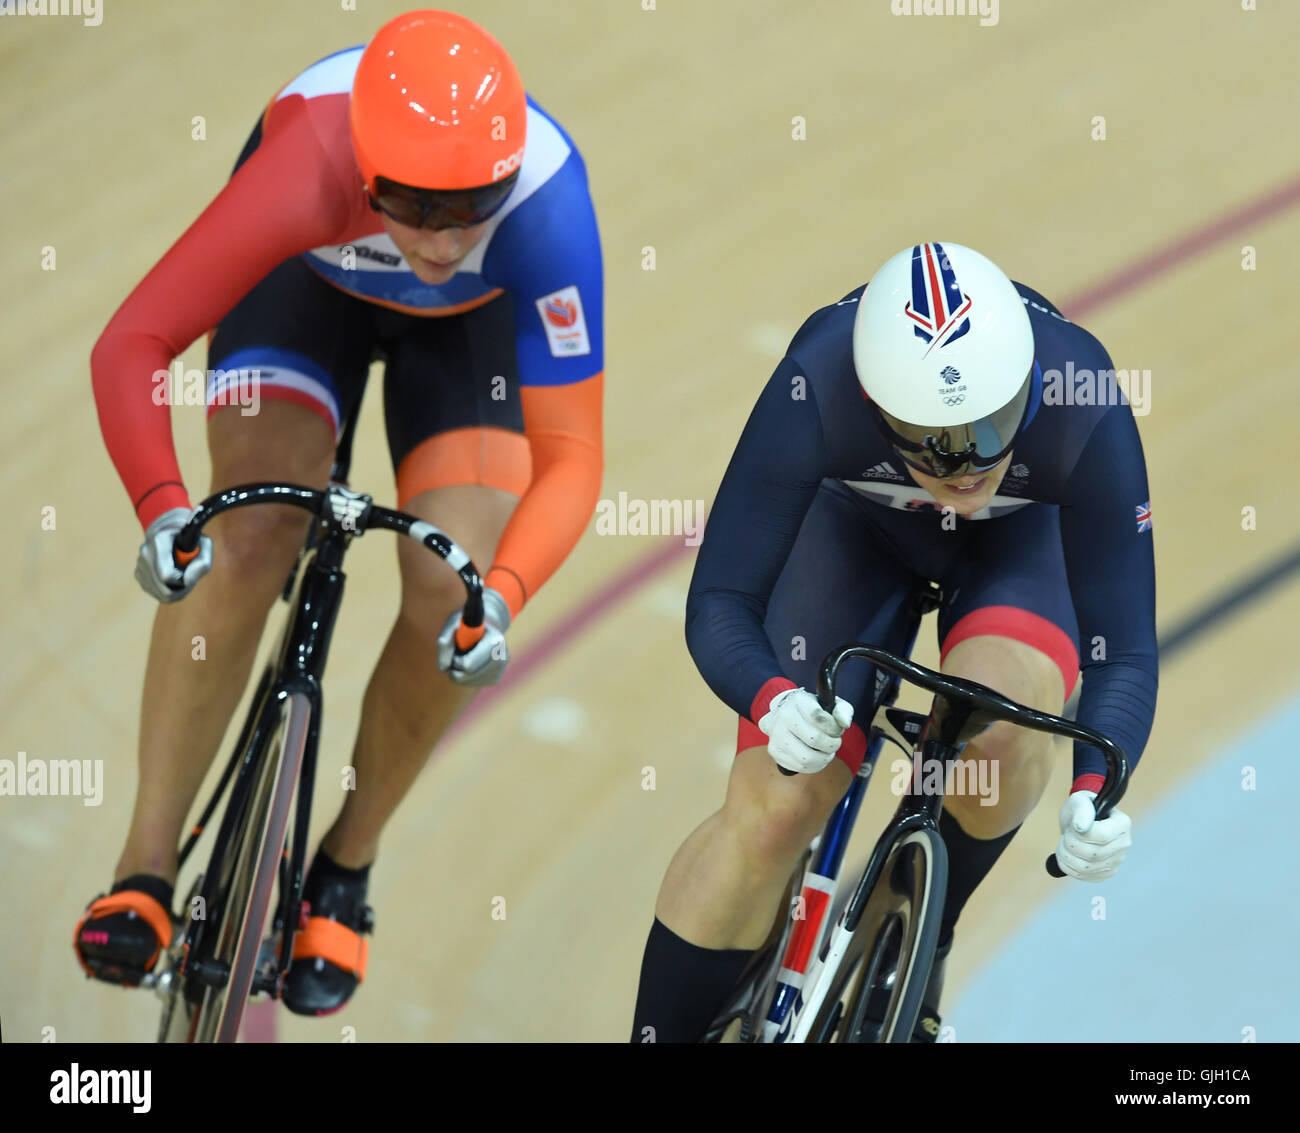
[[862, 461, 905, 481]]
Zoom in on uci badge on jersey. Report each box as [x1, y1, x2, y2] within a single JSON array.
[[535, 285, 591, 357]]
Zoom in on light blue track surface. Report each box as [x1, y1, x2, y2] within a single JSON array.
[[949, 697, 1300, 1043]]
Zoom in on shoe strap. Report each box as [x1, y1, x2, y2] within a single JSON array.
[[293, 916, 370, 981], [74, 891, 173, 975]]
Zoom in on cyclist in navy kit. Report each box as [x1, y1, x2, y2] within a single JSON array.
[[631, 242, 1156, 1043]]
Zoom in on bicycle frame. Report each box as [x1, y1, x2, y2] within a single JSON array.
[[757, 587, 1130, 1043], [786, 725, 958, 1044], [760, 587, 937, 1043], [153, 471, 485, 1040], [161, 494, 355, 1036]]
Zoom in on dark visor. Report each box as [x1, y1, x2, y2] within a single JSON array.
[[368, 171, 520, 231], [869, 365, 1035, 479]]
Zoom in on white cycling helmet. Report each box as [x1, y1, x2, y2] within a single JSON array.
[[853, 242, 1037, 479]]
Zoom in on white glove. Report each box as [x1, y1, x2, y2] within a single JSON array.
[[1056, 790, 1132, 881], [758, 688, 853, 774], [436, 587, 510, 687], [135, 506, 213, 603]]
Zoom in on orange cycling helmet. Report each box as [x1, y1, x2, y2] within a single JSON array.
[[350, 9, 527, 228]]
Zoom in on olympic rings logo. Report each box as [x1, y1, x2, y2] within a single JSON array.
[[942, 394, 966, 406]]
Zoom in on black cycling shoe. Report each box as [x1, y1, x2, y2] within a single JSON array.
[[282, 854, 374, 1016], [73, 874, 176, 987]]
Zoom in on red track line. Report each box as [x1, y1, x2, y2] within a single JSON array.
[[449, 173, 1300, 742], [242, 548, 692, 1043], [444, 535, 691, 742], [252, 171, 1300, 1042], [241, 1003, 277, 1043], [1061, 172, 1300, 319]]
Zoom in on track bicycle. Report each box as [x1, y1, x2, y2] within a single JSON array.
[[702, 582, 1129, 1043], [135, 414, 485, 1042]]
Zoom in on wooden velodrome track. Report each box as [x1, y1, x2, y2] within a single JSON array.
[[2, 0, 1298, 1043]]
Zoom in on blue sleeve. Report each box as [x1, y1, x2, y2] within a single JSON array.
[[685, 358, 830, 718], [485, 152, 604, 387], [1060, 406, 1159, 782]]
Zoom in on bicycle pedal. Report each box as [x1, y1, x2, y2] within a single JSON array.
[[247, 936, 283, 999], [80, 956, 154, 988], [146, 964, 180, 1003]]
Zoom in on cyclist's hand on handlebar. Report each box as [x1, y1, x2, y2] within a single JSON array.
[[759, 688, 853, 774], [1055, 790, 1133, 881], [436, 586, 510, 687], [135, 507, 213, 603]]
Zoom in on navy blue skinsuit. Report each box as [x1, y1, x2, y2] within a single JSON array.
[[685, 283, 1157, 784]]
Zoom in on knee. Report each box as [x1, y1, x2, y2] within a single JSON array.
[[398, 560, 478, 643], [943, 634, 1066, 712], [946, 720, 1053, 836], [209, 505, 311, 598], [941, 635, 1064, 834], [969, 717, 1052, 779], [722, 758, 842, 875]]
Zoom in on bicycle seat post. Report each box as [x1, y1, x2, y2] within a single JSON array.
[[329, 399, 365, 487], [913, 580, 943, 618]]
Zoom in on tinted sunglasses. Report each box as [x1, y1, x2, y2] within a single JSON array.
[[367, 171, 520, 231], [869, 364, 1036, 480]]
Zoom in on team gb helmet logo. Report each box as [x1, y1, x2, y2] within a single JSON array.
[[904, 242, 974, 359]]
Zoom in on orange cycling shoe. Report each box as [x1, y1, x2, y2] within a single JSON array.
[[73, 874, 175, 987]]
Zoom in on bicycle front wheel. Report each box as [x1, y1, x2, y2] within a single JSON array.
[[167, 690, 311, 1043], [810, 826, 947, 1044]]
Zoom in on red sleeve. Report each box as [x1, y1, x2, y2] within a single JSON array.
[[90, 95, 357, 528], [485, 373, 604, 618]]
